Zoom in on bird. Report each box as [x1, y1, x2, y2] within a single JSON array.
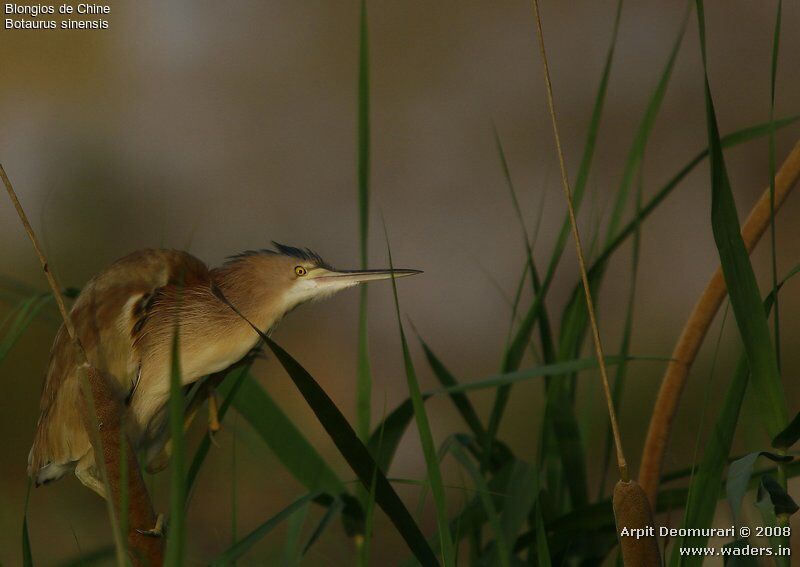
[[28, 243, 420, 500]]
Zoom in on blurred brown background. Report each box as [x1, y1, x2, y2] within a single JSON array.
[[2, 1, 799, 564]]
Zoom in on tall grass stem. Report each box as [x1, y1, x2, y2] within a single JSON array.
[[531, 0, 628, 482]]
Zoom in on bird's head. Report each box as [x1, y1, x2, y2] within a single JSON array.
[[218, 242, 421, 318]]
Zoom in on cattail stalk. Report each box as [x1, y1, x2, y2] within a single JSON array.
[[639, 139, 800, 506]]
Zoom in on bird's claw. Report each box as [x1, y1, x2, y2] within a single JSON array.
[[136, 513, 165, 538]]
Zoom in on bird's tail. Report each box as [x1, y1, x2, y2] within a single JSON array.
[[28, 400, 85, 486], [28, 434, 71, 486], [28, 445, 70, 486]]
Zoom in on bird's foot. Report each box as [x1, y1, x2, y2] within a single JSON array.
[[136, 513, 165, 538]]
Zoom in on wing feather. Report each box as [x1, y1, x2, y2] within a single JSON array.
[[28, 249, 210, 478]]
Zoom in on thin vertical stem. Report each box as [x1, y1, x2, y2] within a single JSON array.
[[531, 0, 628, 481], [1, 164, 76, 342], [356, 0, 372, 442]]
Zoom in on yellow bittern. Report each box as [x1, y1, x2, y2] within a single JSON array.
[[28, 244, 420, 499]]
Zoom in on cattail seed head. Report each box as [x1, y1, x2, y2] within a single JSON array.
[[613, 479, 662, 566]]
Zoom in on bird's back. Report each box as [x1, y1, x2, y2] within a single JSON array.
[[28, 249, 209, 484]]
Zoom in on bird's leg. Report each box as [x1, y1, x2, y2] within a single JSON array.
[[75, 450, 165, 538], [140, 385, 224, 536], [194, 369, 231, 437], [201, 345, 261, 437], [145, 361, 252, 474], [144, 379, 221, 474], [75, 453, 107, 499], [144, 404, 201, 474]]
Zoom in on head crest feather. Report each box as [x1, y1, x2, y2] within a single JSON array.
[[226, 242, 331, 268]]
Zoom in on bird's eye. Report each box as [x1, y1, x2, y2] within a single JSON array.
[[294, 266, 307, 277]]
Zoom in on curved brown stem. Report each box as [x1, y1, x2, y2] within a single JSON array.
[[84, 366, 165, 566], [639, 140, 800, 507]]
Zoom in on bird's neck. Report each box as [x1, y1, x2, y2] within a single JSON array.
[[210, 261, 285, 332]]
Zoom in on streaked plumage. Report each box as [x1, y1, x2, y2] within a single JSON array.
[[28, 245, 419, 497]]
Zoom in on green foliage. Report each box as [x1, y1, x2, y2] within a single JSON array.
[[727, 452, 792, 526], [672, 354, 749, 567], [772, 410, 800, 449], [418, 335, 486, 440], [449, 441, 510, 567], [281, 497, 310, 564], [210, 493, 319, 566], [230, 374, 344, 495], [606, 2, 690, 242], [0, 294, 52, 365], [185, 364, 250, 501], [489, 0, 625, 442], [22, 480, 33, 567], [696, 0, 787, 438], [672, 262, 799, 564], [528, 467, 552, 567], [303, 496, 343, 557], [259, 333, 438, 565], [385, 231, 455, 565], [758, 475, 798, 517], [767, 0, 783, 372], [165, 326, 186, 566], [667, 5, 795, 565], [356, 0, 372, 444]]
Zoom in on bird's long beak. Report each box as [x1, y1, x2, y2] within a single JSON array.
[[311, 267, 422, 286]]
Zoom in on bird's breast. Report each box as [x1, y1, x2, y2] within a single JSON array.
[[180, 325, 260, 381]]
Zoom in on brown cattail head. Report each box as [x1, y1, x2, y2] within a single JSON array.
[[613, 479, 662, 567]]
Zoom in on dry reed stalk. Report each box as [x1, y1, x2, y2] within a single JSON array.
[[1, 164, 164, 566], [0, 166, 76, 339], [531, 0, 628, 482], [531, 1, 663, 563], [533, 0, 672, 567], [639, 139, 800, 507]]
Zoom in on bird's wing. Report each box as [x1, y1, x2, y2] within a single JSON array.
[[29, 249, 210, 476]]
